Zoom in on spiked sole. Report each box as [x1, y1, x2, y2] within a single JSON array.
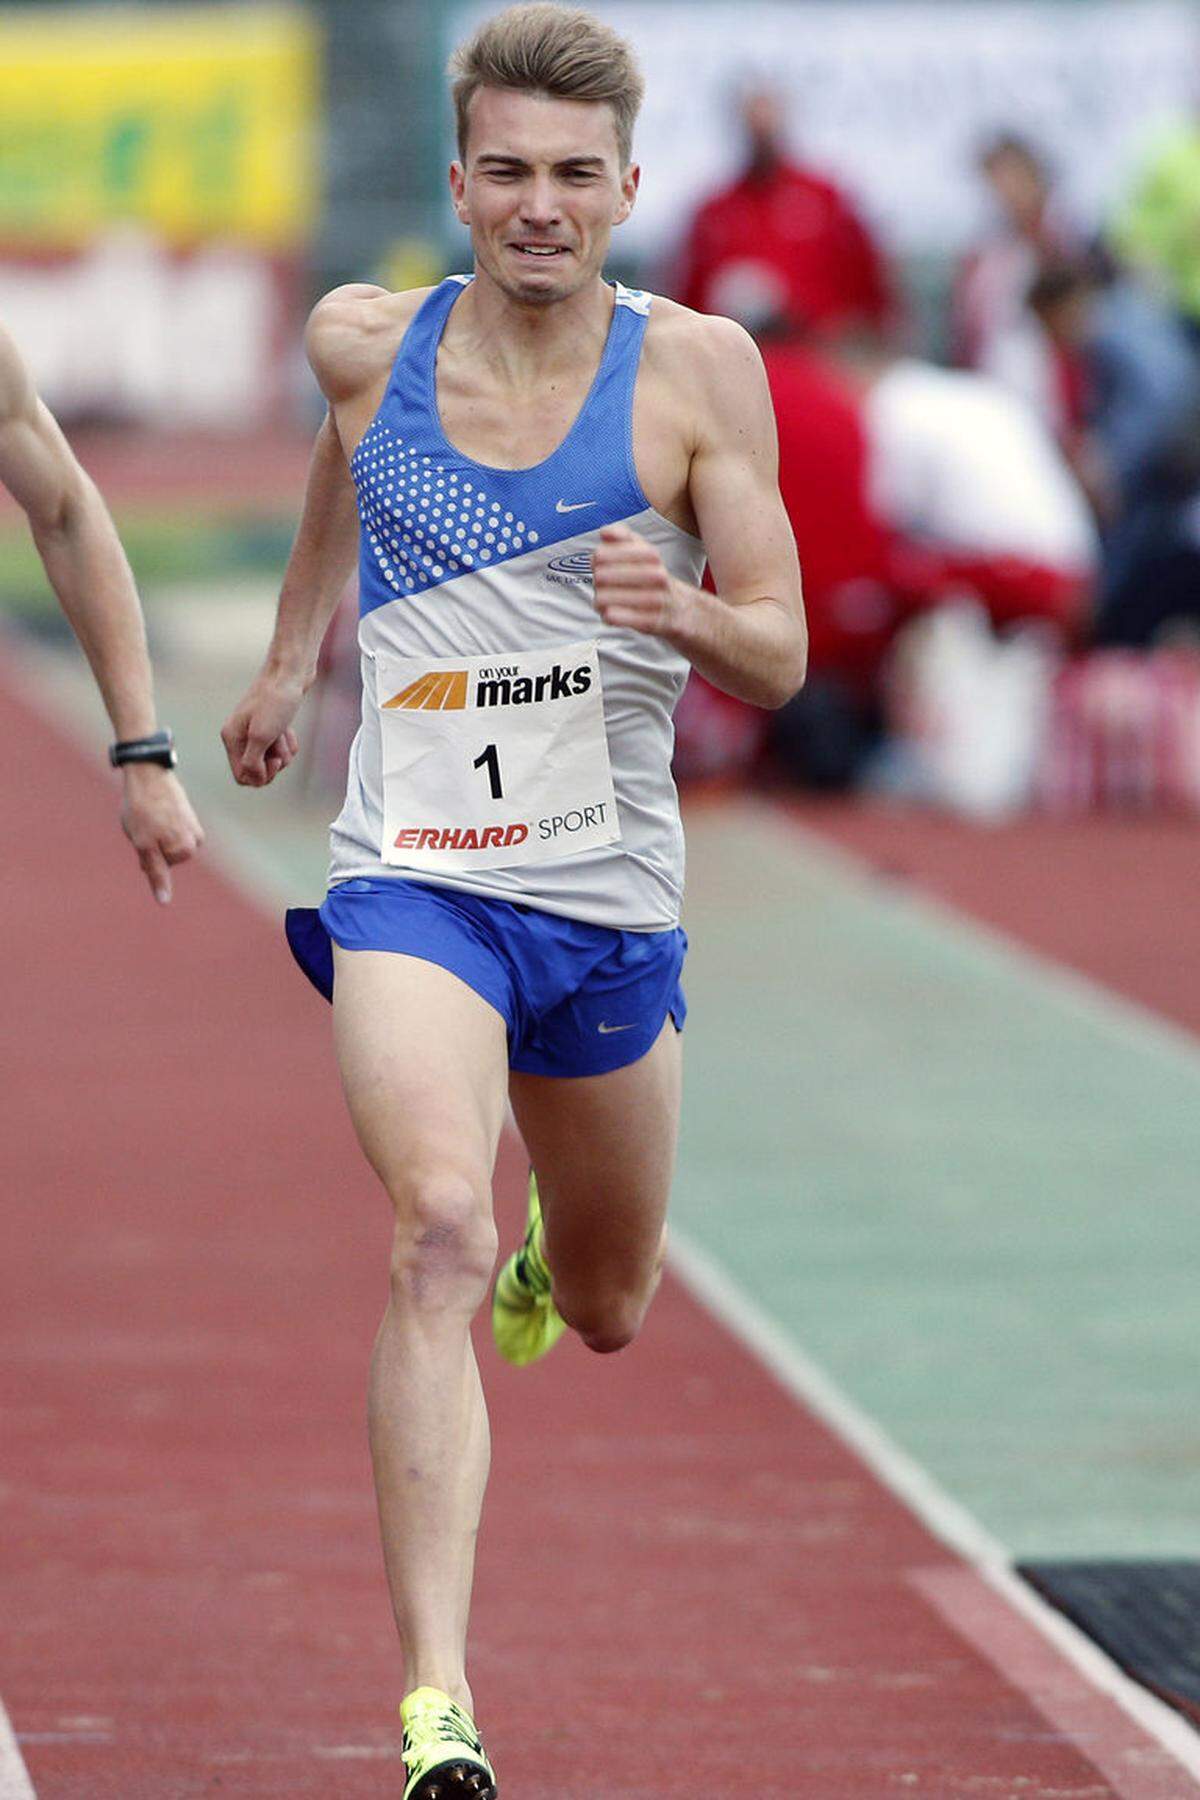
[[408, 1761, 497, 1798]]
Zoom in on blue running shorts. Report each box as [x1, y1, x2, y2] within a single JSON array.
[[285, 877, 687, 1078]]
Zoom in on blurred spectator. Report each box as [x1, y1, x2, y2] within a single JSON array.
[[674, 324, 897, 789], [952, 133, 1081, 373], [763, 336, 895, 682], [975, 245, 1200, 611], [1110, 114, 1200, 342], [1094, 390, 1200, 648], [856, 345, 1098, 639], [982, 259, 1115, 518], [685, 324, 1098, 791], [1089, 247, 1200, 500], [856, 333, 1097, 818], [980, 263, 1091, 446], [1087, 245, 1200, 634], [672, 84, 894, 336], [756, 334, 899, 786]]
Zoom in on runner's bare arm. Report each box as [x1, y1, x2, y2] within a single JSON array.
[[593, 316, 806, 708], [222, 285, 413, 788], [221, 410, 359, 786], [0, 321, 203, 902]]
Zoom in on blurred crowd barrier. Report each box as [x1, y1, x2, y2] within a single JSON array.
[[0, 230, 298, 428], [870, 608, 1200, 820]]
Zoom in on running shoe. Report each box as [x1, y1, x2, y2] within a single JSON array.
[[400, 1686, 496, 1799], [492, 1173, 567, 1366]]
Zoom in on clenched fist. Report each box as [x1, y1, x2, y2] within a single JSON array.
[[221, 673, 304, 788], [592, 523, 685, 639]]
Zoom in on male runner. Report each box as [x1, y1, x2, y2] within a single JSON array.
[[0, 320, 202, 901], [221, 6, 805, 1793]]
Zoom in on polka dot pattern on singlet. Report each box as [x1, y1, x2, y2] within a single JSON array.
[[350, 420, 540, 598]]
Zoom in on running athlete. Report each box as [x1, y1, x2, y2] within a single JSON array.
[[0, 319, 202, 901], [221, 6, 805, 1793]]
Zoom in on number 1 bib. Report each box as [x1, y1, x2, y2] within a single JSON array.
[[375, 639, 620, 871]]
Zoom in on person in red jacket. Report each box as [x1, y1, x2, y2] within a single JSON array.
[[673, 85, 894, 337], [673, 329, 902, 788]]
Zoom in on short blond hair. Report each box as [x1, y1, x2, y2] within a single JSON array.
[[450, 4, 644, 169]]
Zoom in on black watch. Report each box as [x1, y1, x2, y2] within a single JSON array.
[[109, 728, 178, 770]]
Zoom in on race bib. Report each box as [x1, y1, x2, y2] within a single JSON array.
[[375, 640, 620, 871]]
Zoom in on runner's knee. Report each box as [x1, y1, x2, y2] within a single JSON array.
[[556, 1283, 649, 1355], [387, 1172, 497, 1313], [552, 1222, 668, 1353]]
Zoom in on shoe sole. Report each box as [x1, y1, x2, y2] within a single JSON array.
[[408, 1762, 497, 1799]]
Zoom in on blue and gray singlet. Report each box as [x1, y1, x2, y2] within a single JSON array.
[[329, 275, 707, 932]]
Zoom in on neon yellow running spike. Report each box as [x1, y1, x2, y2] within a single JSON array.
[[492, 1173, 567, 1366], [400, 1686, 496, 1799]]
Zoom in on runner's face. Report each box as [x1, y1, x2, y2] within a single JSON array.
[[450, 87, 638, 303]]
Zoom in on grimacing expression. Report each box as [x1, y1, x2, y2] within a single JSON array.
[[450, 86, 639, 303]]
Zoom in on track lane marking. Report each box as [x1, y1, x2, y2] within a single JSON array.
[[668, 1227, 1200, 1791], [913, 1566, 1194, 1800], [0, 1702, 36, 1800]]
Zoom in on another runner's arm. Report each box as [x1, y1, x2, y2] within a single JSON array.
[[0, 321, 203, 902], [222, 285, 383, 787], [593, 317, 806, 709]]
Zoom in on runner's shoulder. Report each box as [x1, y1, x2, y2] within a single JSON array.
[[306, 284, 436, 403], [643, 298, 768, 416]]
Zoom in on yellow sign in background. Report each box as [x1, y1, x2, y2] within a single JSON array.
[[0, 5, 319, 250]]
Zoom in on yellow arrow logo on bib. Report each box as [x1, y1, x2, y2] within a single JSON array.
[[383, 669, 469, 711]]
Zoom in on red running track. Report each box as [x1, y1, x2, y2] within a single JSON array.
[[2, 663, 1197, 1799]]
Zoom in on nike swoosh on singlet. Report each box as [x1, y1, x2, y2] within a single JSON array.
[[597, 1020, 637, 1034], [556, 499, 597, 513]]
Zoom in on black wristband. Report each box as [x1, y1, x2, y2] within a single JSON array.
[[109, 729, 178, 770]]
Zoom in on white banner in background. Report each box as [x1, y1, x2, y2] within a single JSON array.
[[0, 229, 279, 428], [449, 1, 1199, 258]]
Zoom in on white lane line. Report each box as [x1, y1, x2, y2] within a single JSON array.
[[0, 1702, 36, 1800], [912, 1565, 1195, 1800], [667, 1227, 1200, 1786]]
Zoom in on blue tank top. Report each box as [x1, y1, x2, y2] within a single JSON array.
[[329, 276, 707, 931]]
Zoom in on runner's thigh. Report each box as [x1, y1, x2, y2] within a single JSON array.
[[508, 1018, 682, 1283], [332, 947, 510, 1199]]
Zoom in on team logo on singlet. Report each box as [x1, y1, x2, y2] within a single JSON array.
[[545, 550, 594, 589]]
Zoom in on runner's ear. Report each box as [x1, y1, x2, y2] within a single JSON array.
[[449, 161, 469, 224], [614, 162, 640, 225]]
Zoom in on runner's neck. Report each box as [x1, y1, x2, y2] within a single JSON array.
[[448, 270, 616, 392]]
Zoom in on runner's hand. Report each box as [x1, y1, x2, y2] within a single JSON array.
[[120, 764, 205, 906], [221, 675, 303, 788], [592, 524, 683, 637]]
